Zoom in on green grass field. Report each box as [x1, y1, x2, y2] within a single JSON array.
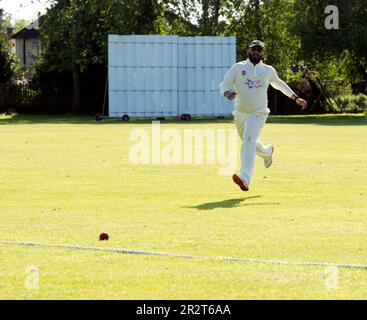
[[0, 114, 366, 300]]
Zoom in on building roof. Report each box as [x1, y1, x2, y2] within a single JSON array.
[[10, 19, 40, 40], [11, 28, 39, 39]]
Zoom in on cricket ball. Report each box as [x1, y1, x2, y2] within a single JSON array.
[[99, 233, 109, 241]]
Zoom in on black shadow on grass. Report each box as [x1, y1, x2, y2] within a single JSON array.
[[1, 114, 366, 126], [184, 196, 280, 211], [0, 114, 234, 125], [267, 115, 367, 126]]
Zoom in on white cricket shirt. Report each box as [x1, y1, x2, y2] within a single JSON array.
[[220, 59, 296, 114]]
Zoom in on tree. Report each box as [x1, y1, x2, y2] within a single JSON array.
[[38, 0, 168, 113], [292, 0, 367, 81], [164, 0, 227, 36], [250, 0, 261, 39], [13, 19, 30, 33], [260, 0, 299, 77], [219, 0, 299, 76], [0, 9, 14, 83]]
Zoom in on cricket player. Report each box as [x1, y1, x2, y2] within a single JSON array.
[[220, 40, 307, 192]]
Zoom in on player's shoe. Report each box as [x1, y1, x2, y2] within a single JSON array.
[[264, 145, 274, 168], [232, 174, 249, 192]]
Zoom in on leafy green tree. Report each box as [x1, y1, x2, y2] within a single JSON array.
[[38, 0, 168, 113], [164, 0, 228, 35], [0, 8, 11, 30], [256, 0, 299, 76], [219, 0, 299, 76], [0, 9, 14, 83], [292, 0, 367, 81], [345, 0, 367, 81], [13, 19, 30, 33]]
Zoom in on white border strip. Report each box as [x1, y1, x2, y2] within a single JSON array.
[[1, 240, 367, 270]]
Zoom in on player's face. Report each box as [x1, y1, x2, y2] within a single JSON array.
[[248, 46, 264, 60]]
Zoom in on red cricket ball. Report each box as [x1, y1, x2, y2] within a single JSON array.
[[99, 233, 109, 241]]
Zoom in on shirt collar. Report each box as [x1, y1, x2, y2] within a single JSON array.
[[245, 58, 263, 67]]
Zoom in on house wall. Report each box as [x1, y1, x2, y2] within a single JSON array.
[[12, 38, 41, 69]]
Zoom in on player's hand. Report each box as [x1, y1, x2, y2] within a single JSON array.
[[224, 91, 237, 101], [296, 98, 308, 110]]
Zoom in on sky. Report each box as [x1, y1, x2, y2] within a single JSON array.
[[0, 0, 50, 22]]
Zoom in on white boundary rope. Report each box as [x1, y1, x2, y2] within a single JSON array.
[[1, 240, 367, 270]]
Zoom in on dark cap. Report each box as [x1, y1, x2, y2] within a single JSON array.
[[249, 40, 265, 50]]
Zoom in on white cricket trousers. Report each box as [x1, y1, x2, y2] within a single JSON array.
[[233, 110, 273, 186]]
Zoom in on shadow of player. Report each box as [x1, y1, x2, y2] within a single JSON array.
[[184, 196, 280, 211]]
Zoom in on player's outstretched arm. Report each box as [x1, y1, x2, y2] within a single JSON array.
[[269, 67, 307, 110]]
